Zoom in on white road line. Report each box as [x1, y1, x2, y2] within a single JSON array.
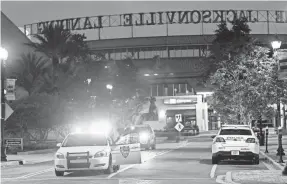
[[14, 168, 53, 179], [262, 161, 276, 171], [107, 164, 135, 179], [210, 164, 217, 178], [216, 175, 229, 184], [107, 142, 190, 179]]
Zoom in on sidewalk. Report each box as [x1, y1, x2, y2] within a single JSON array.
[[1, 152, 55, 168], [231, 170, 287, 184]]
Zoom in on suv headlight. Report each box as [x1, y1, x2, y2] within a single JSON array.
[[94, 151, 108, 158], [55, 152, 65, 159]]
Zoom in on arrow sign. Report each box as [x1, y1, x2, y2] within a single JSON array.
[[175, 114, 182, 123], [174, 122, 184, 132], [5, 103, 14, 120]]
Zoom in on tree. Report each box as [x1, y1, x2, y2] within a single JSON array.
[[26, 24, 93, 94], [209, 18, 286, 124]]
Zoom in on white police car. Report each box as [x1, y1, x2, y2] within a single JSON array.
[[211, 125, 260, 165], [54, 132, 141, 176]]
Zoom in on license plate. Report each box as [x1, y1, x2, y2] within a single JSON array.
[[231, 151, 240, 155], [70, 159, 88, 163]]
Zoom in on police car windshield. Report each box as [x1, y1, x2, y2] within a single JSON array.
[[219, 129, 252, 135], [62, 133, 107, 147]]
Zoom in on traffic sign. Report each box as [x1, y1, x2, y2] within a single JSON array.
[[174, 122, 184, 132], [175, 114, 182, 123], [6, 79, 16, 101], [5, 103, 14, 120]]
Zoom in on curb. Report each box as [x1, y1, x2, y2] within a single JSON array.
[[17, 148, 57, 155], [225, 171, 241, 184], [1, 160, 24, 168], [259, 151, 284, 170]]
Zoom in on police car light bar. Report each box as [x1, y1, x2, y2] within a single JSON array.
[[221, 125, 251, 128]]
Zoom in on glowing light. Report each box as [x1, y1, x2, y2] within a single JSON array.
[[271, 40, 281, 50], [159, 110, 166, 118], [90, 121, 112, 135], [139, 132, 149, 143], [106, 84, 113, 90], [0, 47, 8, 60], [144, 74, 150, 76], [75, 127, 82, 133], [154, 73, 158, 76]]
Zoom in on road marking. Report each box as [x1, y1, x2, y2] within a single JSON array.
[[210, 164, 217, 178], [13, 168, 53, 179], [107, 141, 190, 179], [262, 161, 276, 170]]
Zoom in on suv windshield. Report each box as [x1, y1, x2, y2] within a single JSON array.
[[219, 129, 252, 135], [124, 127, 150, 134], [62, 133, 107, 147]]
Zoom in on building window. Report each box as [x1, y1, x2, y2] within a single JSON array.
[[151, 85, 157, 96], [194, 49, 200, 57], [139, 50, 145, 59]]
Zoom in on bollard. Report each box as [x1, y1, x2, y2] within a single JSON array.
[[277, 128, 285, 163], [265, 126, 269, 153]]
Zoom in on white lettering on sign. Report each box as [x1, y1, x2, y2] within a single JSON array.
[[175, 114, 182, 122]]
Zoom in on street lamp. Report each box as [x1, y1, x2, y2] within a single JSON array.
[[0, 47, 8, 162], [271, 38, 282, 129], [106, 84, 113, 124]]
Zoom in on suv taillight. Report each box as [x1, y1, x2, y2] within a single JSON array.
[[246, 138, 256, 143], [215, 137, 226, 143]]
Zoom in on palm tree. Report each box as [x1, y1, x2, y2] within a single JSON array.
[[25, 24, 91, 93], [13, 52, 51, 95]]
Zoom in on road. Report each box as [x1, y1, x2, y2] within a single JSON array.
[[1, 135, 276, 184]]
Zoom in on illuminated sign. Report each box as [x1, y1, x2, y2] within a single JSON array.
[[25, 10, 287, 35], [163, 98, 197, 105]]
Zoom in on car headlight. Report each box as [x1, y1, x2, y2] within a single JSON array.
[[139, 132, 149, 142], [94, 151, 108, 158], [55, 152, 65, 159]]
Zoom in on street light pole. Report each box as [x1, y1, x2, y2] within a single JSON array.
[[0, 47, 8, 162], [106, 84, 113, 123]]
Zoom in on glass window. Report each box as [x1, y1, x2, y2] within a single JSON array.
[[174, 84, 179, 95], [194, 49, 200, 57], [151, 85, 157, 96], [182, 48, 188, 57], [110, 53, 115, 60], [167, 84, 173, 96], [175, 50, 181, 57], [62, 133, 108, 147], [139, 50, 145, 59], [219, 129, 252, 135], [157, 84, 163, 96], [161, 50, 168, 58], [187, 49, 193, 57], [169, 48, 175, 57], [145, 51, 153, 59], [115, 52, 121, 60]]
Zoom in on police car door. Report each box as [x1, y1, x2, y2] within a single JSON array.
[[111, 133, 141, 165]]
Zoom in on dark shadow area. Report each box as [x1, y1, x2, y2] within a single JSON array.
[[173, 147, 211, 153], [158, 157, 199, 163], [199, 159, 212, 165], [64, 170, 108, 177]]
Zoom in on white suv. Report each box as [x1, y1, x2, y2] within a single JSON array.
[[211, 125, 259, 165]]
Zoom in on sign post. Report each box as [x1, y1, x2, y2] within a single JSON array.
[[175, 114, 184, 142]]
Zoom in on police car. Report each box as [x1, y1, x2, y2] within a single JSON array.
[[54, 132, 141, 176], [211, 124, 260, 165]]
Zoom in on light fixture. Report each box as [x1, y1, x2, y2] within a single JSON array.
[[271, 35, 282, 50], [154, 73, 158, 76], [106, 84, 113, 90], [144, 74, 150, 76], [0, 47, 8, 60]]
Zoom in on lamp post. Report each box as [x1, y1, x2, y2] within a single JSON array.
[[106, 84, 113, 123], [0, 47, 8, 162], [271, 39, 282, 129]]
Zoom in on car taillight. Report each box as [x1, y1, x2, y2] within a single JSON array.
[[215, 137, 225, 143], [246, 138, 256, 143]]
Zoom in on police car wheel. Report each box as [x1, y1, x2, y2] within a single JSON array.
[[212, 156, 218, 164], [55, 169, 64, 176], [104, 155, 114, 174]]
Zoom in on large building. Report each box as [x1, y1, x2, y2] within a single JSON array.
[[4, 9, 287, 131]]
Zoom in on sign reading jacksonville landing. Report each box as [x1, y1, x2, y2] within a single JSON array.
[[25, 10, 287, 35]]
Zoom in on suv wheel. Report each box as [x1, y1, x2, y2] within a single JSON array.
[[55, 169, 64, 176]]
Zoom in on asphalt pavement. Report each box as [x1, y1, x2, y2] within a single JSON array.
[[1, 135, 275, 184]]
